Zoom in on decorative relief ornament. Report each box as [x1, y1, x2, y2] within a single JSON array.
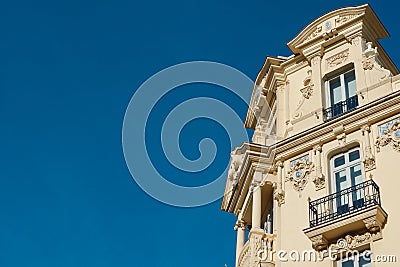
[[305, 26, 322, 41], [363, 156, 376, 171], [227, 147, 245, 187], [312, 145, 325, 190], [310, 235, 328, 251], [363, 217, 381, 232], [286, 155, 314, 192], [363, 59, 374, 70], [300, 70, 314, 99], [375, 119, 400, 152], [326, 50, 349, 68], [335, 13, 361, 26], [273, 188, 285, 206], [362, 42, 392, 80], [361, 125, 376, 171], [329, 232, 379, 252]]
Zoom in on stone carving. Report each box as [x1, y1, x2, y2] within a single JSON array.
[[313, 145, 325, 190], [330, 232, 374, 251], [227, 147, 245, 187], [363, 217, 381, 232], [301, 70, 314, 99], [326, 50, 349, 68], [306, 26, 322, 41], [363, 59, 374, 70], [336, 133, 346, 146], [292, 71, 313, 120], [313, 174, 325, 191], [363, 156, 376, 171], [362, 42, 392, 80], [238, 241, 250, 267], [310, 235, 328, 251], [344, 232, 372, 249], [286, 155, 315, 192], [250, 230, 264, 266], [349, 34, 361, 46], [273, 189, 285, 206], [375, 120, 400, 152], [361, 125, 376, 171], [311, 55, 321, 66], [335, 14, 360, 26]]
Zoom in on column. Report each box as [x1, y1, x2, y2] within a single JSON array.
[[252, 186, 262, 229], [235, 220, 246, 266]]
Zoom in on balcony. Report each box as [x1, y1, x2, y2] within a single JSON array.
[[303, 180, 387, 251], [323, 95, 359, 121]]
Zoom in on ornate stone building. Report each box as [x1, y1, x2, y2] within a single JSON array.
[[221, 5, 399, 267]]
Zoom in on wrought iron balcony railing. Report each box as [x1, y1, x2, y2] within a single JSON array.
[[309, 180, 381, 227], [323, 95, 359, 121]]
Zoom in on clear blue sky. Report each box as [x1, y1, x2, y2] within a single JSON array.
[[0, 1, 398, 267]]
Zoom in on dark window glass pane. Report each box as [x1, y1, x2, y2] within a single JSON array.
[[349, 150, 360, 161], [342, 259, 354, 267], [334, 156, 345, 167], [360, 254, 371, 267]]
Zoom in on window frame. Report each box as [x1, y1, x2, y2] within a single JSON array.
[[324, 67, 357, 111], [330, 147, 363, 194]]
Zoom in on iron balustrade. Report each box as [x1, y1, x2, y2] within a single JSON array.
[[309, 180, 381, 227], [323, 95, 359, 121]]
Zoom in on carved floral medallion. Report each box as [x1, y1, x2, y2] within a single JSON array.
[[286, 155, 314, 192]]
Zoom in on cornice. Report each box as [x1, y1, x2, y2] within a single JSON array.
[[221, 142, 275, 213], [274, 90, 400, 159], [287, 5, 388, 55]]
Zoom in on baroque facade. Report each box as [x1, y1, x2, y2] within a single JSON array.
[[221, 5, 399, 267]]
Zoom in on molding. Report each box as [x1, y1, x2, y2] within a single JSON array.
[[274, 90, 400, 160]]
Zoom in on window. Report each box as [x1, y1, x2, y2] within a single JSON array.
[[330, 147, 363, 214], [324, 68, 358, 120], [335, 251, 371, 267]]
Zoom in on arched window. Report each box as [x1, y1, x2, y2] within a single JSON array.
[[330, 147, 364, 214]]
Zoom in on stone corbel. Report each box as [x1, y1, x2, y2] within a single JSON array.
[[313, 145, 325, 190], [363, 216, 384, 232], [361, 125, 376, 171], [310, 235, 328, 251], [333, 125, 346, 146], [310, 54, 322, 66]]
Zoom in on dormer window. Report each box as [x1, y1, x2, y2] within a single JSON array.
[[323, 68, 358, 120]]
